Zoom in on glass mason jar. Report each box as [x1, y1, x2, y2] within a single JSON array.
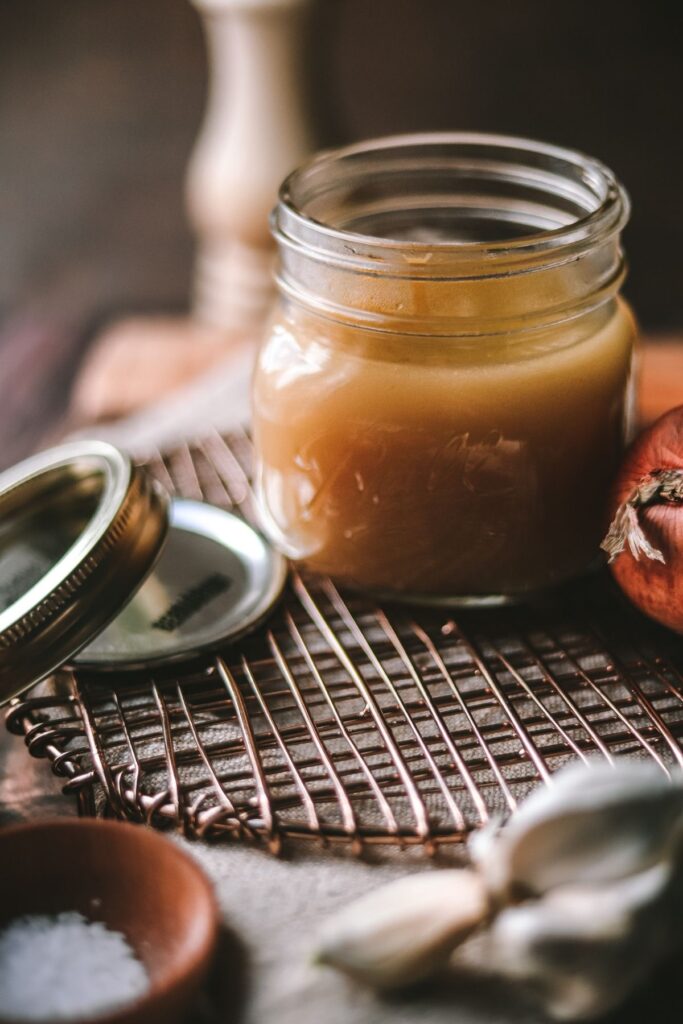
[[253, 133, 636, 604]]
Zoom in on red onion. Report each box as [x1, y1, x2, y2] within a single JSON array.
[[601, 405, 683, 632]]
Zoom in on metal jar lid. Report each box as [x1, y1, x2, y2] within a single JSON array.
[[77, 497, 288, 670], [0, 441, 169, 703]]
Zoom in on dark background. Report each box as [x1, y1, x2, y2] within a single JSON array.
[[0, 0, 681, 456]]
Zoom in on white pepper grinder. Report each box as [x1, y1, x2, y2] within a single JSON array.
[[71, 0, 317, 422], [187, 0, 316, 331]]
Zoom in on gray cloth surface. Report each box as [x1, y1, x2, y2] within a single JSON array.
[[182, 839, 544, 1024]]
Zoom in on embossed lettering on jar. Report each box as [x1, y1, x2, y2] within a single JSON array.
[[253, 133, 636, 603]]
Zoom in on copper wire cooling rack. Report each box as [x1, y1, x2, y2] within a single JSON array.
[[6, 430, 683, 854]]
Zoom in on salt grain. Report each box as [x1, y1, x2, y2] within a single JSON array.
[[0, 911, 149, 1020]]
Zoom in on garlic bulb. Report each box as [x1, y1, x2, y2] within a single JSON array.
[[470, 760, 683, 901], [315, 869, 488, 990], [315, 760, 683, 1019], [487, 861, 682, 1020]]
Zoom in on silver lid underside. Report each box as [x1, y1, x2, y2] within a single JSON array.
[[76, 499, 287, 669]]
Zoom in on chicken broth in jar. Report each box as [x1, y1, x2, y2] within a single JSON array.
[[253, 134, 635, 603]]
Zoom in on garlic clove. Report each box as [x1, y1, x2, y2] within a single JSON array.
[[485, 861, 681, 1020], [315, 869, 489, 990], [471, 760, 683, 900]]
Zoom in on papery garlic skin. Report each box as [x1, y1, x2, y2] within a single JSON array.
[[486, 861, 682, 1020], [316, 760, 683, 1019], [315, 869, 488, 990], [471, 760, 683, 901]]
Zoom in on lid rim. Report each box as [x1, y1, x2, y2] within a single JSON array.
[[0, 442, 169, 704]]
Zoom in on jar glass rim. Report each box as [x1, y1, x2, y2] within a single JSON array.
[[274, 132, 630, 277]]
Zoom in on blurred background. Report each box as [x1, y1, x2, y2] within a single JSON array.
[[0, 0, 681, 465]]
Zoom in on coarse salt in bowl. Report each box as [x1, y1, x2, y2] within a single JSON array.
[[0, 819, 219, 1024]]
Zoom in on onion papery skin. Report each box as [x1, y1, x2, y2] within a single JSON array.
[[605, 406, 683, 633]]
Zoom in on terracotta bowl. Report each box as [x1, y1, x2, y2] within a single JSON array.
[[0, 818, 219, 1024]]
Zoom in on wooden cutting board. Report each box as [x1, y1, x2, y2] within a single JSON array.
[[639, 338, 683, 425]]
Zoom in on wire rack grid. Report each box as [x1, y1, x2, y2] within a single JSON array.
[[6, 429, 683, 855]]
